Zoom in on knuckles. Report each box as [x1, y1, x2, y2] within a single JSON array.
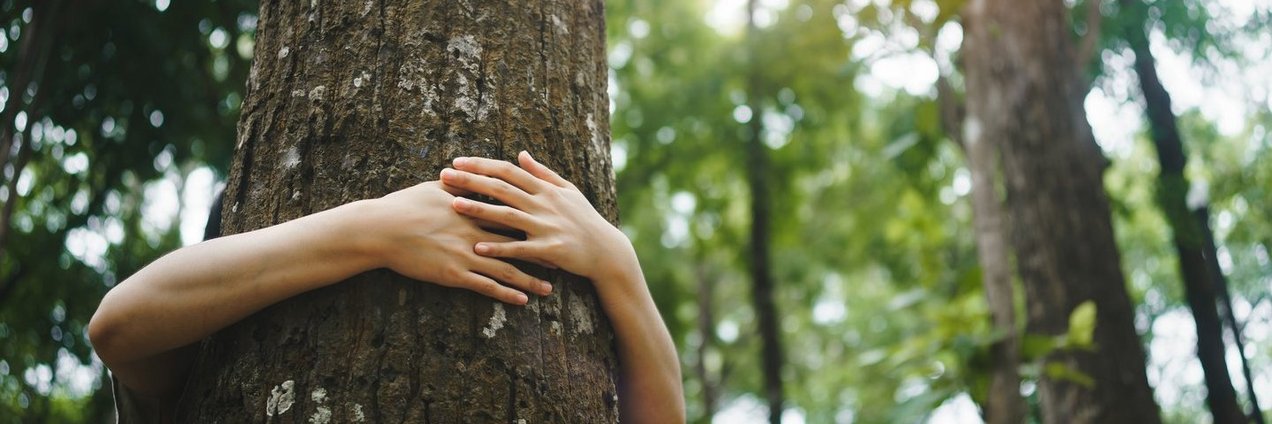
[[478, 279, 502, 296]]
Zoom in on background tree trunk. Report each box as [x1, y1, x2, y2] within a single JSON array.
[[939, 73, 1026, 424], [177, 0, 621, 422], [1200, 206, 1267, 424], [745, 1, 785, 422], [962, 0, 1161, 422], [964, 101, 1026, 424], [1120, 2, 1248, 421], [693, 263, 719, 421]]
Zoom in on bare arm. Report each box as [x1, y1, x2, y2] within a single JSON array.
[[441, 152, 686, 423], [89, 182, 552, 399], [589, 244, 686, 424]]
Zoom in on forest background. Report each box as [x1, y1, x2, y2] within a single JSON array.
[[0, 0, 1269, 422]]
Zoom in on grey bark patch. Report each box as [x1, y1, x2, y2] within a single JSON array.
[[548, 320, 562, 336], [310, 387, 327, 403], [349, 403, 365, 422], [446, 35, 481, 61], [265, 380, 295, 416], [281, 146, 301, 169], [309, 406, 332, 424], [308, 85, 326, 101], [481, 302, 507, 338], [568, 294, 594, 335]]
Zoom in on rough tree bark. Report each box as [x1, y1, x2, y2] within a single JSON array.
[[176, 1, 621, 422], [1121, 3, 1247, 421], [961, 0, 1161, 422], [745, 0, 785, 422]]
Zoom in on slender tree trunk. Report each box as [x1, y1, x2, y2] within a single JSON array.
[[1200, 206, 1267, 424], [177, 1, 621, 422], [745, 1, 785, 422], [961, 0, 1161, 422], [694, 263, 719, 422], [1121, 4, 1248, 422]]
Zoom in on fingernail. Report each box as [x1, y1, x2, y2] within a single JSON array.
[[454, 157, 469, 166], [474, 243, 490, 254], [540, 281, 553, 294], [440, 168, 453, 178], [515, 293, 529, 305], [453, 197, 471, 209]]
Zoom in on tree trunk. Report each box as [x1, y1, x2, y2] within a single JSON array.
[[961, 0, 1162, 422], [964, 101, 1027, 424], [1121, 3, 1248, 422], [1201, 205, 1267, 424], [693, 263, 719, 421], [939, 73, 1026, 424], [177, 1, 621, 422], [745, 1, 785, 422]]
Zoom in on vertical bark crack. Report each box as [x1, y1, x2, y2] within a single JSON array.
[[373, 0, 389, 135], [505, 366, 517, 423]]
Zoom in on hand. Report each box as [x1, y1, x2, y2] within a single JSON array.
[[360, 181, 553, 304], [439, 152, 637, 284], [442, 153, 685, 421]]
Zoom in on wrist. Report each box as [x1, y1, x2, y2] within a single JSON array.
[[591, 228, 644, 299], [326, 199, 387, 271]]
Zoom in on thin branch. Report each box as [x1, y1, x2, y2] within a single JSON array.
[[936, 74, 965, 150]]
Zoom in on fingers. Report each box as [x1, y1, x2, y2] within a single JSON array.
[[470, 217, 515, 232], [452, 156, 545, 194], [517, 151, 572, 188], [474, 231, 518, 244], [456, 272, 529, 305], [472, 241, 559, 269], [434, 181, 471, 196], [526, 258, 558, 270], [440, 168, 534, 208], [453, 197, 539, 232], [472, 257, 553, 296], [475, 240, 542, 260]]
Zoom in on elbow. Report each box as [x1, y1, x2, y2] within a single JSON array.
[[88, 297, 125, 366]]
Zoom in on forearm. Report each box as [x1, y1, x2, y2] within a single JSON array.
[[90, 200, 380, 367], [595, 251, 685, 424]]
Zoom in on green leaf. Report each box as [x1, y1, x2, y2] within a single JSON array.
[[1044, 362, 1097, 388], [1066, 300, 1098, 350], [1020, 333, 1060, 361]]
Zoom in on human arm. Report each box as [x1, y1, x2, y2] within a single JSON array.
[[440, 152, 685, 423], [89, 182, 552, 399]]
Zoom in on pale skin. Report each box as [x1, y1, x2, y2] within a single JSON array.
[[89, 151, 684, 423]]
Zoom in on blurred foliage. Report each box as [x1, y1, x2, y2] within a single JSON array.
[[0, 0, 1269, 423], [0, 0, 253, 421]]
